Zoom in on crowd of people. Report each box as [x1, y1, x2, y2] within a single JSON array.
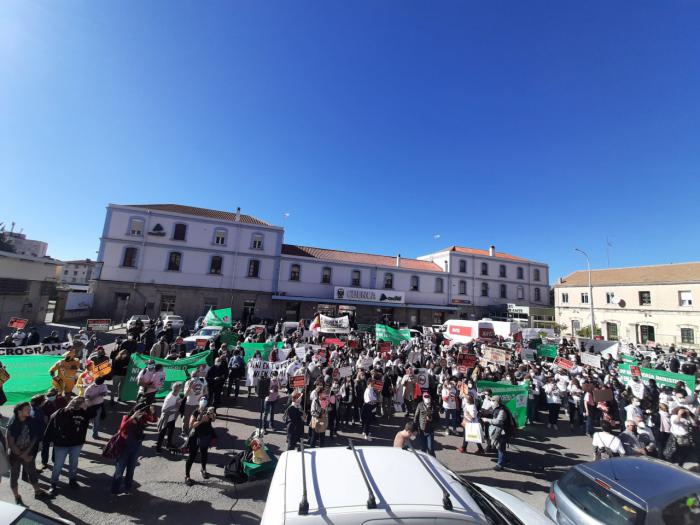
[[0, 317, 699, 510]]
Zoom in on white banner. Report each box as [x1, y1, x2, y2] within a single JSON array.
[[246, 358, 293, 387], [0, 343, 71, 356], [333, 286, 405, 304], [338, 365, 353, 378], [320, 315, 350, 334], [580, 352, 602, 369]]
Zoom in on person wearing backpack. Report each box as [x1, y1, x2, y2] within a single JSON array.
[[591, 420, 626, 460], [481, 396, 511, 471]]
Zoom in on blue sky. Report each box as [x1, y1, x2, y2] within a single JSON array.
[[1, 1, 699, 282]]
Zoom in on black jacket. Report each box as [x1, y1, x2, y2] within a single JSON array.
[[45, 407, 89, 447]]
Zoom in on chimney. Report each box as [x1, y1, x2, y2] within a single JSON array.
[[489, 245, 495, 257], [444, 261, 448, 272], [396, 254, 401, 268], [235, 207, 241, 222]]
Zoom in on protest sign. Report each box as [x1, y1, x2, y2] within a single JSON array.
[[630, 366, 641, 377], [372, 380, 384, 392], [0, 343, 70, 357], [618, 363, 696, 391], [7, 317, 27, 330], [414, 368, 430, 391], [536, 344, 558, 359], [86, 319, 111, 332], [120, 351, 213, 402], [290, 375, 306, 389], [554, 357, 574, 370], [246, 358, 293, 386], [203, 307, 233, 328], [196, 339, 208, 349], [294, 346, 307, 359], [580, 352, 601, 369], [323, 338, 345, 347], [476, 380, 529, 428], [483, 347, 510, 364], [378, 341, 391, 357], [338, 366, 352, 378], [1, 355, 62, 404], [319, 315, 350, 334], [375, 324, 411, 345], [593, 388, 613, 403], [92, 360, 112, 377], [457, 353, 477, 372], [521, 348, 537, 362]]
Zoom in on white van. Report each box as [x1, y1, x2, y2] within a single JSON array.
[[441, 319, 496, 346], [481, 319, 522, 340], [260, 445, 552, 525]]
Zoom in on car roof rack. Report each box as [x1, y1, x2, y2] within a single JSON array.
[[407, 440, 453, 511], [346, 440, 378, 509], [298, 440, 309, 515]]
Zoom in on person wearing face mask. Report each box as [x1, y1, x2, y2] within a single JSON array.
[[309, 388, 328, 448], [393, 421, 417, 449], [285, 392, 304, 450], [85, 376, 109, 439], [262, 371, 281, 433], [441, 379, 458, 436], [45, 396, 90, 494], [361, 377, 379, 441], [182, 366, 208, 437], [619, 420, 647, 456], [185, 406, 217, 486], [49, 348, 81, 395], [414, 392, 440, 457], [624, 397, 643, 422], [526, 372, 541, 425], [156, 382, 183, 453], [137, 362, 165, 405], [459, 394, 484, 454], [111, 403, 156, 496]]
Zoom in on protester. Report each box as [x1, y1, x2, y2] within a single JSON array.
[[262, 371, 280, 433], [226, 349, 245, 400], [156, 382, 183, 453], [309, 387, 328, 448], [49, 348, 81, 395], [109, 347, 132, 404], [592, 420, 626, 459], [182, 366, 208, 437], [393, 421, 416, 449], [482, 396, 509, 471], [136, 361, 166, 405], [85, 377, 109, 439], [459, 394, 484, 454], [46, 396, 90, 494], [414, 392, 440, 457], [285, 392, 304, 450], [111, 403, 156, 496], [185, 406, 217, 486]]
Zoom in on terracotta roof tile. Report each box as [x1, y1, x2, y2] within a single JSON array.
[[557, 262, 700, 287], [124, 204, 273, 227], [444, 246, 533, 262], [282, 244, 443, 272]]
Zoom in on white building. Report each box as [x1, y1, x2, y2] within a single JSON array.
[[554, 262, 700, 348], [92, 203, 550, 325], [1, 231, 48, 258], [60, 259, 97, 286]]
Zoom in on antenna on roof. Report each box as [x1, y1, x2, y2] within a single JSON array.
[[346, 439, 377, 509], [298, 440, 309, 515], [407, 440, 453, 511]]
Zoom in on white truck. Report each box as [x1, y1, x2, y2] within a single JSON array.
[[441, 319, 496, 346]]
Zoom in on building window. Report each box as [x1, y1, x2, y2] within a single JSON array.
[[500, 284, 507, 299], [167, 252, 182, 271], [290, 264, 301, 281], [534, 269, 541, 281], [203, 298, 218, 312], [384, 273, 393, 289], [435, 278, 444, 293], [606, 292, 615, 304], [581, 292, 589, 304], [517, 286, 524, 300], [459, 260, 466, 273], [247, 259, 260, 278], [209, 256, 223, 275], [122, 247, 138, 268], [681, 328, 695, 344], [173, 223, 187, 241], [73, 270, 78, 276], [351, 270, 361, 287], [128, 218, 144, 236], [679, 291, 693, 307], [214, 229, 227, 246], [410, 275, 419, 291], [481, 262, 488, 276], [481, 282, 489, 297], [561, 292, 569, 304], [321, 267, 332, 284], [517, 267, 524, 280], [607, 323, 619, 341], [639, 291, 651, 306], [251, 234, 264, 250], [459, 280, 466, 295], [534, 288, 541, 301], [63, 270, 68, 275], [160, 295, 176, 313], [499, 265, 506, 278]]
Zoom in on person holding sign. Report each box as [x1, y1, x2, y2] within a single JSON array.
[[285, 392, 304, 451], [414, 392, 440, 457], [49, 348, 81, 396]]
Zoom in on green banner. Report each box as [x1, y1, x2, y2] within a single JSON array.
[[120, 351, 213, 402], [375, 324, 411, 345], [240, 342, 284, 364], [477, 380, 529, 429], [221, 331, 239, 347], [620, 354, 639, 366], [203, 307, 233, 328], [536, 344, 558, 359], [357, 324, 375, 334], [2, 355, 62, 404], [618, 363, 695, 391]]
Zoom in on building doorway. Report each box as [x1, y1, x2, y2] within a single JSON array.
[[115, 293, 131, 323], [571, 320, 580, 335], [284, 302, 300, 321], [639, 325, 655, 344], [242, 300, 255, 324]]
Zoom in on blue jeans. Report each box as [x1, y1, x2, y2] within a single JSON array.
[[446, 408, 457, 431], [420, 430, 435, 456], [111, 442, 141, 494], [92, 405, 103, 437], [51, 445, 82, 484], [496, 435, 507, 467], [263, 399, 277, 430], [585, 406, 597, 435]]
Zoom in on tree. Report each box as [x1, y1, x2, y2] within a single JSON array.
[[0, 235, 15, 254], [576, 325, 601, 338]]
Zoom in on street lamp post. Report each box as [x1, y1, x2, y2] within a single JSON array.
[[575, 248, 595, 338]]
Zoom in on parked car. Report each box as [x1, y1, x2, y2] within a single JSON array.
[[0, 499, 74, 524], [162, 315, 184, 331], [245, 324, 268, 340], [194, 316, 205, 332], [260, 445, 553, 525], [545, 456, 700, 525], [126, 315, 151, 331], [183, 326, 223, 355]]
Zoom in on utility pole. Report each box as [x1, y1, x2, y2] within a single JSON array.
[[575, 248, 595, 338]]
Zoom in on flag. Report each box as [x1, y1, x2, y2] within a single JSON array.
[[203, 307, 233, 328], [375, 324, 411, 345], [309, 314, 321, 332]]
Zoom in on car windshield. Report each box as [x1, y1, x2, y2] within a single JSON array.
[[450, 473, 524, 525], [559, 469, 646, 525], [197, 329, 219, 336]]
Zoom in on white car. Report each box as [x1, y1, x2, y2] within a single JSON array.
[[260, 445, 553, 525], [183, 326, 222, 354], [162, 315, 184, 331], [0, 499, 73, 524], [126, 315, 151, 331]]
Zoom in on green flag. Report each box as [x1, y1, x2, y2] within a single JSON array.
[[240, 342, 284, 364], [536, 344, 558, 359], [2, 355, 62, 404], [477, 380, 529, 428], [375, 324, 411, 345], [120, 351, 213, 402], [203, 307, 233, 328]]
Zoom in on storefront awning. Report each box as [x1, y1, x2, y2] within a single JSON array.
[[272, 295, 460, 311]]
